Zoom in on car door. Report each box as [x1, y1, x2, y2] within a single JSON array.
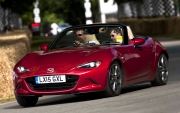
[[125, 38, 155, 81]]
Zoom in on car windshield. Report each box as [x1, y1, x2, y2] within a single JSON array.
[[50, 25, 124, 49]]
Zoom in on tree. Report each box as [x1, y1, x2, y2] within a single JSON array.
[[0, 0, 36, 25], [114, 0, 143, 5], [90, 0, 99, 23], [39, 0, 99, 26], [0, 0, 99, 27], [39, 0, 86, 26], [0, 0, 36, 14]]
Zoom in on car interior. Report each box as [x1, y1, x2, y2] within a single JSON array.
[[54, 26, 135, 48]]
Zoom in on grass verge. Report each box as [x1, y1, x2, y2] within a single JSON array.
[[0, 97, 16, 104], [158, 34, 180, 39], [136, 32, 180, 39]]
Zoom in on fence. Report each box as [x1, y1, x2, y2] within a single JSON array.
[[117, 0, 177, 19], [118, 0, 176, 19], [104, 0, 178, 21]]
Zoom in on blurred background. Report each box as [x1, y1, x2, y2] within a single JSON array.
[[0, 0, 180, 37]]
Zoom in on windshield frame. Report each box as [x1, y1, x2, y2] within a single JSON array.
[[49, 24, 128, 50]]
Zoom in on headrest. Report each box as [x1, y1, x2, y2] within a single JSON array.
[[86, 34, 100, 44], [127, 26, 134, 40]]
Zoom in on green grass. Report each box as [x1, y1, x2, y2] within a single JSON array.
[[0, 97, 16, 104], [31, 36, 53, 52], [136, 32, 180, 39], [157, 34, 180, 39]]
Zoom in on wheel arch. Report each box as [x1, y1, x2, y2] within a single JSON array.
[[151, 51, 169, 86], [111, 58, 125, 86], [161, 50, 169, 60], [113, 58, 122, 69], [153, 50, 169, 72]]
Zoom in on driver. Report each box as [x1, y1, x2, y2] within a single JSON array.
[[75, 29, 88, 45], [75, 29, 99, 45]]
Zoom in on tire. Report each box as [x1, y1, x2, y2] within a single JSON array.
[[15, 94, 39, 107], [103, 61, 123, 97], [151, 53, 169, 86]]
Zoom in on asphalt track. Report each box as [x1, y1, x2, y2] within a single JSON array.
[[0, 37, 180, 113]]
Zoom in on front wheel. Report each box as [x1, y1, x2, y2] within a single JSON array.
[[103, 61, 123, 97], [15, 94, 39, 107], [151, 53, 169, 86]]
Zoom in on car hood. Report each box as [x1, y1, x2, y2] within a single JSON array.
[[18, 46, 107, 68]]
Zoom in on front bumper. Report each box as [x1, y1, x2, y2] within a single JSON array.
[[13, 68, 107, 96]]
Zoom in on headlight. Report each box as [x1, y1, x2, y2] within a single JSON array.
[[77, 61, 101, 68], [17, 66, 29, 73]]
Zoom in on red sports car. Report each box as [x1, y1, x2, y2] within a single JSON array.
[[13, 23, 169, 107]]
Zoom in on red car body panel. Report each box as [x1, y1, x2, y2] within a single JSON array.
[[13, 24, 168, 97]]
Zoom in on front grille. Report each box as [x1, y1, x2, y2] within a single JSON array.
[[26, 75, 79, 91]]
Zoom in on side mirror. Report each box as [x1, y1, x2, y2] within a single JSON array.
[[40, 43, 49, 51], [134, 37, 145, 45]]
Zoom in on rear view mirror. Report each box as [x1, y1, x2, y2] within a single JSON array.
[[40, 43, 49, 51]]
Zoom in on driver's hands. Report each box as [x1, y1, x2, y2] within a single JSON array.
[[75, 40, 80, 45], [74, 40, 83, 46]]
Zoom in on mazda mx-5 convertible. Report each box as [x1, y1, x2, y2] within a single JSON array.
[[13, 23, 169, 107]]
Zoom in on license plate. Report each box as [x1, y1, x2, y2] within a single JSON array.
[[35, 75, 66, 84]]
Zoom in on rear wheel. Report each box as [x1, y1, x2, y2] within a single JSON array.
[[104, 61, 123, 97], [15, 94, 39, 107], [151, 53, 169, 86]]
